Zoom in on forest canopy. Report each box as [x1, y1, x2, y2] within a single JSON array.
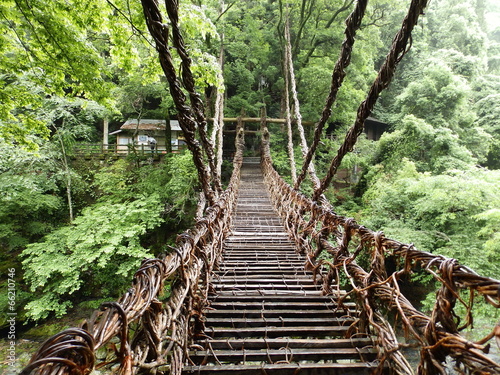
[[0, 0, 499, 324]]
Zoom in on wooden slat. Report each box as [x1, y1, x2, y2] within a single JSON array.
[[217, 265, 307, 271], [210, 294, 347, 302], [183, 158, 379, 375], [212, 283, 319, 289], [189, 347, 378, 363], [213, 290, 325, 296], [209, 301, 356, 309], [206, 325, 351, 338], [205, 317, 355, 327], [183, 362, 379, 375], [215, 269, 309, 275], [192, 337, 374, 350], [207, 310, 357, 319]]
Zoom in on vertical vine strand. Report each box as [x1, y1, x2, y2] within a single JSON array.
[[141, 0, 216, 204], [164, 0, 222, 194], [313, 0, 429, 201], [285, 11, 321, 191], [295, 0, 368, 190], [283, 14, 298, 184]]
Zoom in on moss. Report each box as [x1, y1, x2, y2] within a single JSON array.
[[0, 338, 43, 374], [23, 322, 71, 339], [76, 298, 110, 310]]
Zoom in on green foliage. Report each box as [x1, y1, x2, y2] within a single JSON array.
[[179, 3, 222, 89], [114, 78, 173, 121], [435, 49, 484, 79], [93, 153, 198, 221], [474, 94, 500, 168], [21, 196, 163, 321], [359, 161, 500, 278], [473, 208, 500, 277], [0, 0, 221, 148], [20, 153, 199, 321], [0, 0, 117, 147], [42, 97, 108, 142], [374, 115, 476, 173], [221, 0, 282, 116], [0, 142, 65, 251], [0, 72, 49, 150], [296, 55, 373, 123], [427, 0, 488, 57], [92, 159, 137, 202], [159, 154, 199, 214], [297, 61, 335, 120], [374, 0, 500, 175], [394, 63, 474, 130], [269, 129, 293, 178], [318, 134, 376, 172]]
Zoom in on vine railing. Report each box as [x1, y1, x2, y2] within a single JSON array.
[[260, 126, 500, 375], [21, 127, 245, 375]]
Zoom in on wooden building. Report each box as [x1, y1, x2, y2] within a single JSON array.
[[109, 119, 185, 152], [364, 116, 389, 141]]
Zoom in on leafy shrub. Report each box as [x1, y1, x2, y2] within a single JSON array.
[[21, 196, 163, 321], [20, 152, 199, 322], [0, 142, 65, 251], [360, 161, 500, 278]]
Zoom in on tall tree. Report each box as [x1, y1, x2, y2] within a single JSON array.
[[0, 0, 153, 148]]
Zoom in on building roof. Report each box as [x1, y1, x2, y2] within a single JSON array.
[[120, 119, 182, 132], [366, 116, 387, 125]]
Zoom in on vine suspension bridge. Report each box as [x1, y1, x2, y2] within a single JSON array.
[[22, 124, 500, 374], [21, 0, 500, 373]]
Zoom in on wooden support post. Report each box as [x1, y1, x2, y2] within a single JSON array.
[[103, 118, 109, 150]]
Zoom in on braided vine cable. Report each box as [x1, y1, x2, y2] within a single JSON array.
[[295, 0, 368, 191], [283, 16, 298, 184], [141, 0, 216, 204], [313, 0, 429, 201], [165, 0, 222, 194], [284, 15, 322, 190]]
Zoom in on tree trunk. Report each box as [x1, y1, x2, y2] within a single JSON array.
[[103, 118, 109, 150], [165, 112, 172, 153], [283, 19, 297, 184], [54, 123, 73, 222]]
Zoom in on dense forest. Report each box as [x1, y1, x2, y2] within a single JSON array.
[[0, 0, 499, 341]]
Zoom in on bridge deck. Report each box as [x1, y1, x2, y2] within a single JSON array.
[[183, 158, 382, 374]]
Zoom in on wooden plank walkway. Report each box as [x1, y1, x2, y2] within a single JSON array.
[[183, 158, 381, 374]]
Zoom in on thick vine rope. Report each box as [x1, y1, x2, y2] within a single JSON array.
[[295, 0, 368, 191], [164, 0, 222, 194], [283, 16, 298, 184], [211, 38, 225, 180], [141, 0, 216, 204], [285, 15, 322, 190], [313, 0, 429, 201], [210, 0, 227, 181]]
